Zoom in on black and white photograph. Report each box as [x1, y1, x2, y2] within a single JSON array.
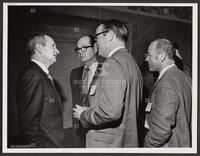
[[2, 2, 199, 154]]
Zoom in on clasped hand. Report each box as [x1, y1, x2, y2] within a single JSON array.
[[73, 104, 89, 120]]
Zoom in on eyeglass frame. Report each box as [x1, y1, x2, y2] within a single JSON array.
[[145, 53, 152, 59], [95, 30, 109, 40], [74, 45, 94, 53]]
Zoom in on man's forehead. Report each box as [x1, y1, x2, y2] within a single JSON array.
[[96, 24, 105, 33], [77, 36, 90, 45], [45, 35, 54, 43], [148, 41, 157, 53]]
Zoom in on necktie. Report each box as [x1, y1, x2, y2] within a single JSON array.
[[47, 73, 55, 86], [81, 67, 90, 95], [47, 73, 62, 107]]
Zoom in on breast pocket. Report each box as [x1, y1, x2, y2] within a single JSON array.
[[43, 95, 60, 115]]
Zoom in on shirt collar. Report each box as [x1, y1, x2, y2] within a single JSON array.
[[158, 64, 175, 80], [108, 46, 125, 58], [31, 59, 49, 75], [84, 61, 98, 72]]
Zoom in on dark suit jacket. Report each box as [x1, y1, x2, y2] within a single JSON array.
[[69, 66, 85, 147], [70, 66, 84, 128], [80, 48, 143, 147], [16, 61, 64, 148], [70, 62, 102, 147], [144, 66, 192, 147]]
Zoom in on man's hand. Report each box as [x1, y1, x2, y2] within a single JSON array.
[[73, 104, 89, 120]]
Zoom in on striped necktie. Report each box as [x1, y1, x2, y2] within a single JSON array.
[[81, 67, 90, 95]]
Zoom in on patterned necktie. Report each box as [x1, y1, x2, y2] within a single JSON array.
[[81, 67, 90, 95]]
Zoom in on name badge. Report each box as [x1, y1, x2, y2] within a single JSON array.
[[145, 102, 152, 112], [90, 84, 97, 96]]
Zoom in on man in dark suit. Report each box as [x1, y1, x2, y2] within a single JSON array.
[[73, 19, 143, 147], [16, 34, 64, 148], [144, 39, 192, 147], [70, 35, 101, 147]]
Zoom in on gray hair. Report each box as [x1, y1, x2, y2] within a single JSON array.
[[26, 34, 47, 56]]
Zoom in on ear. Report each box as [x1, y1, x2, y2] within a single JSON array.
[[94, 43, 98, 54], [35, 44, 43, 53], [107, 30, 115, 42], [159, 52, 166, 62]]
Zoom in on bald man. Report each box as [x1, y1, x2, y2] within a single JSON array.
[[144, 39, 192, 147]]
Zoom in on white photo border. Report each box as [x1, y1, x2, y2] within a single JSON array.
[[2, 2, 198, 153]]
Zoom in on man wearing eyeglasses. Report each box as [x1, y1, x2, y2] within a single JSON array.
[[70, 35, 103, 147], [73, 19, 143, 147]]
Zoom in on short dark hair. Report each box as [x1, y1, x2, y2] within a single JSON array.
[[155, 39, 175, 60], [77, 35, 96, 46], [87, 35, 96, 46], [101, 19, 128, 43], [26, 34, 47, 56]]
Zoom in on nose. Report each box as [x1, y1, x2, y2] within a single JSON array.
[[145, 55, 149, 62], [55, 48, 59, 54], [78, 52, 84, 58]]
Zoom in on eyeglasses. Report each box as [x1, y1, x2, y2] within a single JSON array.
[[145, 53, 153, 59], [95, 30, 109, 40], [74, 46, 93, 53]]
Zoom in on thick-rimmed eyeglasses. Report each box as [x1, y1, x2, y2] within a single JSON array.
[[95, 30, 109, 40], [74, 46, 93, 53]]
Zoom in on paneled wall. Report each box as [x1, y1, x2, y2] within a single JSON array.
[[8, 6, 192, 136]]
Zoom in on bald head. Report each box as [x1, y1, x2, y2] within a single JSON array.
[[146, 39, 175, 72], [153, 39, 175, 60]]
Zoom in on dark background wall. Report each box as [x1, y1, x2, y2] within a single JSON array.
[[8, 6, 192, 137]]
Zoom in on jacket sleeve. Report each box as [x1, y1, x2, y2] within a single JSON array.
[[144, 84, 179, 147], [17, 71, 44, 143], [80, 58, 127, 127]]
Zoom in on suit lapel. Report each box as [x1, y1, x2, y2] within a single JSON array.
[[30, 61, 47, 77], [30, 61, 62, 109], [30, 62, 57, 90], [149, 66, 177, 99], [79, 66, 84, 80], [82, 62, 102, 106], [148, 78, 161, 99]]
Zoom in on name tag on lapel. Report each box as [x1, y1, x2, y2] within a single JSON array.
[[90, 84, 97, 96], [145, 102, 152, 112]]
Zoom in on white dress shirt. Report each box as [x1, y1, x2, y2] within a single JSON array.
[[31, 59, 49, 75]]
